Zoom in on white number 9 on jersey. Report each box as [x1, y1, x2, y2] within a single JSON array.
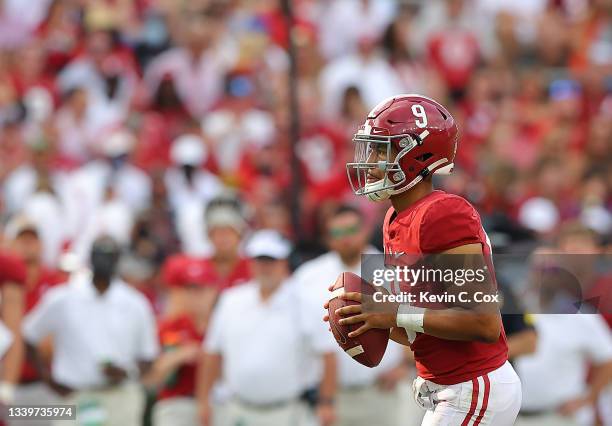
[[411, 104, 428, 128]]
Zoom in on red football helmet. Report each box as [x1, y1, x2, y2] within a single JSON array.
[[346, 94, 459, 202]]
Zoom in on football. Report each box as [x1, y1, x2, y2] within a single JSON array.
[[328, 272, 390, 367]]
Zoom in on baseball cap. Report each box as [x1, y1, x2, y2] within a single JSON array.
[[206, 205, 247, 234], [170, 135, 207, 166], [4, 215, 39, 239], [518, 197, 560, 233], [102, 130, 136, 157], [162, 255, 214, 288], [245, 230, 291, 260]]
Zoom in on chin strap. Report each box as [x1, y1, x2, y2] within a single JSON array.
[[365, 158, 450, 202]]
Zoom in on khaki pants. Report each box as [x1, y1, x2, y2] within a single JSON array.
[[152, 397, 197, 426], [222, 399, 304, 426], [55, 382, 144, 426], [336, 384, 399, 426]]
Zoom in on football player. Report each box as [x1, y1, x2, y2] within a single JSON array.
[[325, 95, 522, 425]]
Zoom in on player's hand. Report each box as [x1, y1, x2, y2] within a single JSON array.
[[335, 292, 398, 337], [316, 401, 336, 426]]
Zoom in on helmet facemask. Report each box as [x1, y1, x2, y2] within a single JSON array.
[[346, 129, 424, 202]]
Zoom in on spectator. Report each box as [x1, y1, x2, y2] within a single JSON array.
[[319, 31, 404, 117], [166, 134, 224, 256], [2, 142, 68, 216], [199, 197, 251, 290], [148, 255, 219, 426], [294, 205, 412, 426], [317, 0, 397, 59], [53, 87, 98, 165], [197, 230, 336, 426], [58, 24, 138, 124], [514, 247, 612, 425], [144, 7, 230, 118], [5, 215, 65, 426], [201, 71, 276, 178], [22, 236, 159, 426]]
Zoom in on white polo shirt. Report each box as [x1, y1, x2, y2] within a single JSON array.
[[205, 279, 323, 405], [294, 251, 404, 390], [515, 314, 612, 411], [22, 272, 159, 389]]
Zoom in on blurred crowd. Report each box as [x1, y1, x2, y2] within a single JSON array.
[[0, 0, 611, 425]]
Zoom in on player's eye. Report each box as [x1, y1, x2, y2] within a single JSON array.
[[376, 145, 387, 158]]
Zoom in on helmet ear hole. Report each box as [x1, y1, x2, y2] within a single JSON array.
[[415, 153, 433, 162], [437, 108, 448, 120]]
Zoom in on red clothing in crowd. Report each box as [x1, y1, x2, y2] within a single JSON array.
[[163, 254, 250, 291], [427, 30, 480, 92], [0, 252, 27, 286], [199, 257, 251, 291], [156, 315, 203, 400]]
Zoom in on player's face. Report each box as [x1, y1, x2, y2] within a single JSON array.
[[362, 142, 399, 183], [12, 232, 41, 264], [251, 258, 288, 289], [209, 226, 241, 258], [365, 142, 388, 183]]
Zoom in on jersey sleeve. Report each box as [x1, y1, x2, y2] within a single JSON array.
[[419, 197, 483, 253], [0, 252, 27, 286]]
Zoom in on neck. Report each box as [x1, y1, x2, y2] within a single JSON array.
[[25, 262, 42, 289], [213, 252, 238, 264], [390, 180, 434, 213], [339, 253, 361, 269], [92, 275, 112, 294], [259, 281, 282, 300]]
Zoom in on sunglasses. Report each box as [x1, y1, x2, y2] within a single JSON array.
[[329, 224, 361, 239]]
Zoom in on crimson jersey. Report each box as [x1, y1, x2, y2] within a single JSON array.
[[383, 190, 508, 385], [0, 252, 27, 286]]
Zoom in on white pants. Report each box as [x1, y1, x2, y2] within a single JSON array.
[[336, 383, 400, 426], [415, 362, 521, 426], [222, 399, 304, 426], [55, 382, 144, 426], [152, 397, 197, 426]]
